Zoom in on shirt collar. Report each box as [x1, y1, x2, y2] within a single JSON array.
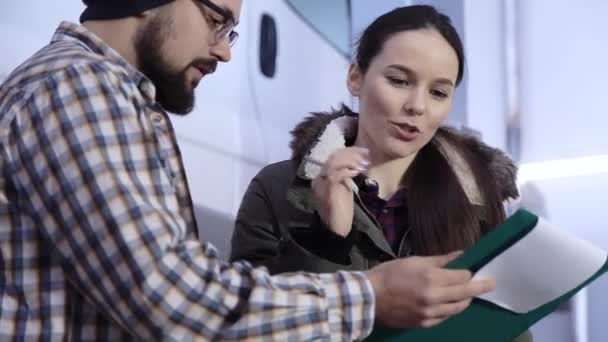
[[354, 174, 408, 208], [51, 21, 156, 102]]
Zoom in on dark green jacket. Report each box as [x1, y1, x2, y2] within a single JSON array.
[[230, 109, 532, 342]]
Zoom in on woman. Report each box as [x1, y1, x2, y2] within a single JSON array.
[[230, 5, 531, 341]]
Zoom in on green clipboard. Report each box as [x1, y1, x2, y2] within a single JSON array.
[[366, 209, 608, 342]]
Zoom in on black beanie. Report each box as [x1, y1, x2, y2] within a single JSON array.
[[80, 0, 175, 23]]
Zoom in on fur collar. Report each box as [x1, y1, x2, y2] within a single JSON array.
[[289, 105, 519, 204]]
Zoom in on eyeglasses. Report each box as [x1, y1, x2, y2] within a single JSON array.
[[196, 0, 239, 47]]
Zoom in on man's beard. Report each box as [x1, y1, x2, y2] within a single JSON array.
[[134, 15, 216, 115]]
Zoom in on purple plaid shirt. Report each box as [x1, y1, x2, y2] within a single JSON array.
[[355, 176, 409, 255]]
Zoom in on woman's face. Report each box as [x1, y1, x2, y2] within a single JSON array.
[[349, 28, 459, 162]]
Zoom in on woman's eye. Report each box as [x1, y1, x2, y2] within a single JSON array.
[[387, 76, 410, 87], [431, 89, 449, 99]]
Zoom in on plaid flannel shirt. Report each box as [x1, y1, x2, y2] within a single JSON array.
[[0, 22, 374, 341], [354, 176, 409, 255]]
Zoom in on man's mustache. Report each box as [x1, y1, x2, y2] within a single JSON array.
[[190, 58, 217, 74]]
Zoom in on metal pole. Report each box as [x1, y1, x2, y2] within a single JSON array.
[[503, 0, 521, 161]]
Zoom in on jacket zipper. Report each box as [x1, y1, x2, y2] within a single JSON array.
[[353, 191, 396, 264], [354, 191, 384, 236], [355, 191, 412, 259], [397, 228, 412, 257]]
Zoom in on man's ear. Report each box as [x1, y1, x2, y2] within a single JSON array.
[[346, 63, 363, 97], [137, 5, 160, 19], [138, 9, 153, 18]]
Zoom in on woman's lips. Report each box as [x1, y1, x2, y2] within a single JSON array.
[[390, 121, 421, 141]]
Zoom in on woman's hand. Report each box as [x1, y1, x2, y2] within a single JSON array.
[[311, 147, 369, 236]]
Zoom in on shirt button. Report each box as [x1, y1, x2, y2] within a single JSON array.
[[151, 113, 164, 125]]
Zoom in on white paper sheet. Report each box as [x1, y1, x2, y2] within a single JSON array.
[[473, 217, 607, 313]]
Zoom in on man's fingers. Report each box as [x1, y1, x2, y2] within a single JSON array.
[[422, 298, 472, 320], [436, 278, 496, 303], [419, 317, 448, 328], [425, 251, 464, 268], [433, 268, 472, 286]]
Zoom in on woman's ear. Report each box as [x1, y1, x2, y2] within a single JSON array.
[[346, 63, 363, 97]]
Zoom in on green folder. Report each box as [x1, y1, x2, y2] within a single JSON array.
[[366, 209, 608, 342]]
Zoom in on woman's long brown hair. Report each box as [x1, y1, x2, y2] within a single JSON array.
[[405, 128, 508, 255]]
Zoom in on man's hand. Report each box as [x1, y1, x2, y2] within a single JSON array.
[[365, 251, 495, 328]]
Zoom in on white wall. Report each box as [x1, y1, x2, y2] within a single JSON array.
[[463, 0, 508, 150], [0, 1, 84, 77], [520, 0, 608, 163], [518, 1, 608, 341]]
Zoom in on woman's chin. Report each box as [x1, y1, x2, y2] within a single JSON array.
[[382, 141, 420, 159]]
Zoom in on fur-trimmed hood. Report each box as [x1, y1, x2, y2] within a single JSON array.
[[289, 106, 519, 204]]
